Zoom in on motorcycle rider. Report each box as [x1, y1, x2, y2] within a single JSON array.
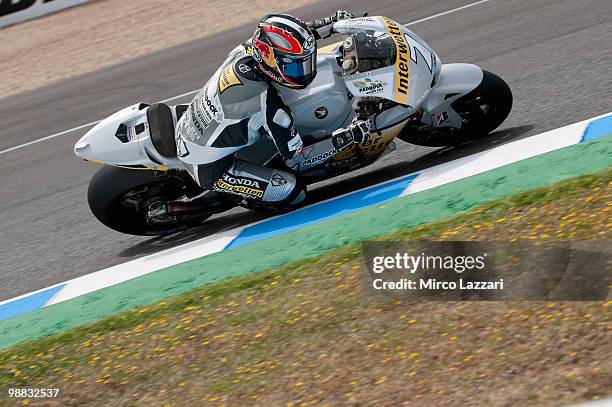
[[174, 11, 372, 209]]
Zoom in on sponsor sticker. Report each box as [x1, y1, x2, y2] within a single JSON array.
[[345, 71, 372, 80], [304, 36, 316, 52], [271, 173, 287, 187], [214, 174, 266, 199], [287, 133, 303, 152], [222, 174, 262, 189], [182, 117, 200, 141], [252, 48, 263, 62], [188, 103, 205, 139], [218, 64, 242, 93], [435, 111, 449, 125], [351, 78, 388, 95], [176, 135, 190, 158], [254, 39, 276, 67], [256, 62, 297, 86], [315, 106, 329, 119], [381, 17, 410, 105], [188, 85, 223, 139], [203, 91, 220, 117], [237, 63, 251, 74], [302, 148, 337, 166], [351, 17, 376, 22], [127, 126, 136, 142]]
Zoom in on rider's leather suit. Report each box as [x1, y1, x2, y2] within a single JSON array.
[[175, 34, 364, 207], [174, 44, 306, 207], [174, 16, 410, 208]]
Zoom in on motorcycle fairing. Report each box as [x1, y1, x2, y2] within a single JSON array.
[[75, 20, 485, 178], [74, 103, 184, 170], [421, 63, 484, 130], [336, 16, 441, 108], [279, 53, 355, 138]]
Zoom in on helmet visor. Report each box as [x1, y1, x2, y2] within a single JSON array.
[[277, 52, 317, 86]]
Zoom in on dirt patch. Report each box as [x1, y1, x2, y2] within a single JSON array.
[[1, 170, 610, 406], [0, 0, 320, 99]]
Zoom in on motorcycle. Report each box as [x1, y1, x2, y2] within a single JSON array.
[[74, 15, 512, 236]]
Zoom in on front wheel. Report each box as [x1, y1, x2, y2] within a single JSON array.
[[88, 166, 220, 236], [399, 70, 513, 147]]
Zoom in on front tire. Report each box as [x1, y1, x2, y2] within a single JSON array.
[[399, 70, 513, 147]]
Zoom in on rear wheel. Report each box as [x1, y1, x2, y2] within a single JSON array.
[[88, 166, 218, 236], [398, 70, 513, 147]]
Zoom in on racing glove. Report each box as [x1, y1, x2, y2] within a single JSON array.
[[331, 119, 371, 151], [309, 10, 355, 39]]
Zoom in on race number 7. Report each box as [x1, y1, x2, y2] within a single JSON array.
[[403, 33, 434, 72]]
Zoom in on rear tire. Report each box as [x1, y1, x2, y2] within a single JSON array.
[[88, 166, 211, 236], [398, 70, 513, 147]]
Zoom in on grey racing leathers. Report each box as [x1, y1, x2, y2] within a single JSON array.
[[175, 45, 304, 207], [175, 43, 367, 207]]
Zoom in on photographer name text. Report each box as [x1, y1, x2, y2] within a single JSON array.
[[370, 253, 504, 291]]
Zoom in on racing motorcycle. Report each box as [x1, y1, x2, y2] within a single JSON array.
[[74, 15, 512, 236]]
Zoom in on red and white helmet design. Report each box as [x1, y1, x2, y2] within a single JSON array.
[[252, 14, 317, 89]]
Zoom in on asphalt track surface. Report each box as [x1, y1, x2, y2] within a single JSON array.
[[1, 0, 611, 301]]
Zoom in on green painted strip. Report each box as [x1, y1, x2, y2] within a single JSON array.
[[1, 136, 610, 349]]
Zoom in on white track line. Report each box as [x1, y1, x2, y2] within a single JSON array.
[[0, 89, 200, 155], [0, 121, 101, 154], [405, 0, 490, 26], [159, 89, 200, 104], [0, 0, 491, 156]]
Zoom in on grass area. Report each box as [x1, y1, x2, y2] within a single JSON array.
[[1, 169, 610, 406]]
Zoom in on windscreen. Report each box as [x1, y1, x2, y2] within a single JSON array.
[[341, 31, 397, 77]]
